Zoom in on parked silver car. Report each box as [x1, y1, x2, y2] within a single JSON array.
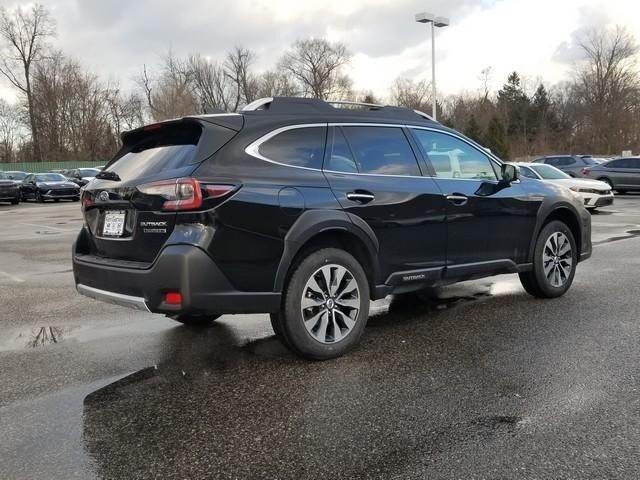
[[533, 155, 598, 177], [583, 157, 640, 193]]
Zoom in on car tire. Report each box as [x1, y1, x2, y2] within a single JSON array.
[[170, 314, 221, 326], [273, 247, 370, 360], [35, 191, 44, 203], [598, 177, 613, 190], [54, 198, 60, 202], [519, 220, 577, 298], [11, 197, 19, 205]]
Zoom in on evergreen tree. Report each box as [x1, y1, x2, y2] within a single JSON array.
[[484, 116, 510, 160], [497, 71, 530, 133], [464, 114, 483, 143]]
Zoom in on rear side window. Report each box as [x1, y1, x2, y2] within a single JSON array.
[[258, 127, 326, 169], [326, 127, 358, 173], [107, 123, 203, 181], [607, 159, 630, 168], [342, 126, 421, 176]]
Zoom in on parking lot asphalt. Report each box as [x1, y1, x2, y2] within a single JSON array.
[[1, 196, 640, 479]]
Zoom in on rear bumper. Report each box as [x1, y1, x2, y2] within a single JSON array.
[[73, 239, 281, 315]]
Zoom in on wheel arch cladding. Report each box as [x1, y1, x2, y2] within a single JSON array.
[[273, 209, 380, 296], [532, 207, 582, 262]]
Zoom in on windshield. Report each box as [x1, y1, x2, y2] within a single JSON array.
[[78, 168, 100, 177], [35, 173, 67, 182], [530, 164, 571, 180], [6, 172, 27, 180]]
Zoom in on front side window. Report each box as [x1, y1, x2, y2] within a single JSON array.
[[411, 129, 497, 180], [258, 126, 326, 169], [341, 126, 421, 176]]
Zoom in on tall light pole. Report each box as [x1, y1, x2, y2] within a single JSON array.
[[415, 12, 449, 120]]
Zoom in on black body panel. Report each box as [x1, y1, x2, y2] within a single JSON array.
[[73, 98, 592, 317]]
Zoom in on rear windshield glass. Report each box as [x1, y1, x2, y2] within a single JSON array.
[[0, 172, 7, 179], [105, 123, 202, 181], [582, 157, 597, 165]]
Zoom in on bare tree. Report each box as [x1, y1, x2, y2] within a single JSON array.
[[279, 38, 352, 100], [187, 53, 239, 112], [390, 77, 431, 111], [0, 4, 55, 161], [0, 99, 22, 162], [138, 51, 196, 121], [224, 46, 258, 109], [32, 51, 118, 161], [573, 26, 640, 153], [105, 86, 145, 135], [256, 70, 298, 98]]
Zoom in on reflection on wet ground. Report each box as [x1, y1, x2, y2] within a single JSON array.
[[3, 199, 640, 478], [78, 276, 540, 479], [24, 326, 65, 347]]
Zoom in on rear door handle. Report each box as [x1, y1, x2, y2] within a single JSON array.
[[346, 191, 375, 203], [446, 194, 468, 206]]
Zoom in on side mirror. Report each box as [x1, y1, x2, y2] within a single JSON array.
[[501, 163, 519, 184]]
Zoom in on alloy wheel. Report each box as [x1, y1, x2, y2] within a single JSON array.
[[542, 232, 573, 288], [300, 264, 360, 344]]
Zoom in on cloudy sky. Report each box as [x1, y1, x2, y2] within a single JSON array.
[[1, 0, 639, 102]]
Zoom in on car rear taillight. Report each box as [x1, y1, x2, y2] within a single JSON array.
[[582, 167, 590, 175], [137, 177, 236, 211]]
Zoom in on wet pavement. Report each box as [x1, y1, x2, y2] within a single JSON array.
[[1, 197, 640, 479]]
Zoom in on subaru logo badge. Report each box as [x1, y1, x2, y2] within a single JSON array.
[[98, 191, 109, 202]]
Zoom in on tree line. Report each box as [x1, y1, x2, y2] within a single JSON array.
[[1, 4, 639, 164]]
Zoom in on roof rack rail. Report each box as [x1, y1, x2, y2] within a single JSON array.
[[241, 97, 274, 112], [239, 97, 437, 122], [326, 100, 384, 109], [413, 109, 434, 121]]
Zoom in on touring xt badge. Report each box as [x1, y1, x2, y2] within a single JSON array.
[[140, 221, 168, 234]]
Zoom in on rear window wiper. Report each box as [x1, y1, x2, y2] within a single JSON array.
[[96, 171, 121, 181]]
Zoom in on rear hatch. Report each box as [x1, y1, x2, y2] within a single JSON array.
[[81, 117, 241, 263]]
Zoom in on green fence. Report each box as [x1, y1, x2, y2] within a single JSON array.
[[0, 160, 107, 173]]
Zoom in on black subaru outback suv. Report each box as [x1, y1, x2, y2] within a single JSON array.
[[73, 97, 592, 359]]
